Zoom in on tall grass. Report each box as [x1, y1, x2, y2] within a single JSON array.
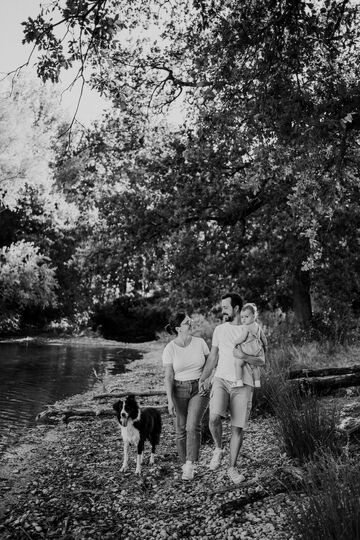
[[252, 343, 291, 415], [293, 453, 360, 540], [271, 386, 342, 463], [251, 343, 343, 461]]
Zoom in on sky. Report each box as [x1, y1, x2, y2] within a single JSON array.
[[0, 0, 110, 125]]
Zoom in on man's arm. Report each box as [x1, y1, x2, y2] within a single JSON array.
[[199, 345, 219, 386], [233, 347, 265, 366]]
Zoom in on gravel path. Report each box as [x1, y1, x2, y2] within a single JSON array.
[[0, 341, 297, 540]]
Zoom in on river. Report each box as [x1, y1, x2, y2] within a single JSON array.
[[0, 338, 142, 450]]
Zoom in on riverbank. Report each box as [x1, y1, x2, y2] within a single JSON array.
[[0, 338, 300, 540]]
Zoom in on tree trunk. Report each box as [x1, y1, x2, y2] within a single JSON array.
[[293, 269, 312, 325]]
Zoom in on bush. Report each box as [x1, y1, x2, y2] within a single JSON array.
[[272, 385, 342, 463], [0, 313, 21, 334], [92, 295, 170, 342], [293, 454, 360, 540]]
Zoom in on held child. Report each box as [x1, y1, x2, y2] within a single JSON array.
[[233, 303, 267, 388]]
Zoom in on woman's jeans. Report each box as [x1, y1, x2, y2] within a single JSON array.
[[173, 379, 209, 463]]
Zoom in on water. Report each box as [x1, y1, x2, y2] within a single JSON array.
[[0, 339, 142, 448]]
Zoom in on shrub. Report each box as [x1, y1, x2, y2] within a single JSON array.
[[92, 295, 170, 342], [0, 313, 21, 334], [293, 454, 360, 540]]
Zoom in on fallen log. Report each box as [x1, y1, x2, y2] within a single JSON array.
[[289, 372, 360, 395], [289, 365, 360, 379], [36, 405, 168, 424], [92, 390, 167, 400]]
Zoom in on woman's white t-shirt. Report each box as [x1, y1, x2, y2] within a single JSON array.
[[162, 337, 209, 381]]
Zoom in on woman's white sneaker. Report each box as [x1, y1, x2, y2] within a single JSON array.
[[182, 461, 195, 480]]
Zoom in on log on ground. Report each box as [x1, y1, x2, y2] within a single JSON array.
[[92, 390, 167, 400], [289, 365, 360, 379], [36, 405, 168, 424], [289, 372, 360, 394]]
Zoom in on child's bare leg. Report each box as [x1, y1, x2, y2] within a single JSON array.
[[233, 357, 244, 387], [253, 366, 261, 388]]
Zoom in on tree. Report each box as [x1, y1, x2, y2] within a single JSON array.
[[0, 75, 65, 211], [0, 240, 58, 313], [0, 75, 91, 324], [21, 0, 360, 324]]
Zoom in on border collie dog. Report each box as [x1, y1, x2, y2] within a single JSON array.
[[113, 395, 162, 475]]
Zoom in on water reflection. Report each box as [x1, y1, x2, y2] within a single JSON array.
[[0, 341, 141, 445]]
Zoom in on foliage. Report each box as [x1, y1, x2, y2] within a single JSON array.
[[22, 0, 360, 324], [92, 294, 170, 342], [2, 0, 356, 330], [293, 454, 360, 540], [0, 240, 58, 313], [0, 75, 64, 211], [0, 75, 92, 326], [0, 313, 21, 334]]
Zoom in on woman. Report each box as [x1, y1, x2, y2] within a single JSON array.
[[162, 312, 210, 481]]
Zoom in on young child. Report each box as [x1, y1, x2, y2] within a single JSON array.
[[233, 303, 267, 388]]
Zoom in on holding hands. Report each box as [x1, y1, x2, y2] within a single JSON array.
[[199, 376, 212, 397], [167, 399, 176, 416]]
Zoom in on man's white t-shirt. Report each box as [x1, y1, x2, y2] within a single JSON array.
[[212, 322, 253, 384], [162, 337, 210, 381]]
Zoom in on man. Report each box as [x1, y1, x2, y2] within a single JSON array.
[[199, 292, 265, 484]]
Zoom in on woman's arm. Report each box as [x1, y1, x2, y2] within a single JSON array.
[[198, 355, 213, 394], [164, 364, 176, 416]]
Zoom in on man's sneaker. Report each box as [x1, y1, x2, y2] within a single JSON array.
[[182, 461, 195, 481], [209, 448, 224, 470], [227, 466, 245, 484]]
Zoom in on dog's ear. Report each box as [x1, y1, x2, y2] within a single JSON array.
[[113, 400, 122, 412], [127, 394, 136, 402]]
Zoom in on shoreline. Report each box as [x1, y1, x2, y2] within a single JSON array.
[[0, 339, 166, 520], [0, 334, 159, 349], [0, 337, 161, 454]]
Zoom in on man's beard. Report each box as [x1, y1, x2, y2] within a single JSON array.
[[223, 314, 234, 322]]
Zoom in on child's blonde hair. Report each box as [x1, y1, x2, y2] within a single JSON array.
[[241, 303, 258, 320]]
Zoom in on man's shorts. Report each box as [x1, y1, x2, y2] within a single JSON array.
[[209, 377, 254, 428]]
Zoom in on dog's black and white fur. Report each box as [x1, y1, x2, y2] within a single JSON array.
[[113, 395, 162, 475]]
